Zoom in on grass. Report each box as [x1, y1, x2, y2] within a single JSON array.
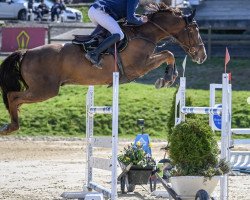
[[0, 57, 249, 138], [75, 6, 91, 23], [0, 84, 175, 137], [0, 83, 249, 138]]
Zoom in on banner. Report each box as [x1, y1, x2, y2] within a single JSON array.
[[1, 27, 47, 52]]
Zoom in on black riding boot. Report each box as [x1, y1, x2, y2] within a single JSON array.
[[85, 33, 120, 69]]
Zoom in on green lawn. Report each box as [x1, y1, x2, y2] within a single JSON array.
[[0, 83, 249, 138]]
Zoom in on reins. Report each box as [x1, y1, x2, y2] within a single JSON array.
[[148, 20, 204, 56], [148, 20, 171, 37]]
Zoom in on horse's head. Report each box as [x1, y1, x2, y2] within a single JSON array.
[[175, 10, 207, 64], [146, 4, 207, 64]]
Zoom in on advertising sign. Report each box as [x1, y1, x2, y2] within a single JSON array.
[[212, 104, 222, 131], [1, 27, 46, 52]]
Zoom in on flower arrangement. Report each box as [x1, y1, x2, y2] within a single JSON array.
[[118, 143, 156, 168]]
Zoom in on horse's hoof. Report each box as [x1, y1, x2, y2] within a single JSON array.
[[0, 124, 18, 135], [155, 78, 165, 89], [0, 124, 10, 135]]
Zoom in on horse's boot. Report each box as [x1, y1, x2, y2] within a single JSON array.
[[85, 33, 120, 69]]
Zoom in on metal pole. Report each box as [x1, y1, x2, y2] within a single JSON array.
[[220, 73, 230, 200], [209, 84, 216, 128], [180, 77, 186, 123], [86, 86, 94, 189], [111, 72, 119, 200]]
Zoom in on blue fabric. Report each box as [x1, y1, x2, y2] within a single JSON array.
[[134, 134, 152, 156], [92, 0, 143, 25]]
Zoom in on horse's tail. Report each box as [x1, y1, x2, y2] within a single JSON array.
[[0, 50, 27, 110]]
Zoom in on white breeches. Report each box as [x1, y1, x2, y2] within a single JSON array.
[[88, 6, 124, 40]]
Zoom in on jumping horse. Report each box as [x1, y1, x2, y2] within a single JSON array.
[[0, 3, 207, 135]]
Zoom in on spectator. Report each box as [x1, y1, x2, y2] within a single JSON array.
[[28, 0, 33, 10], [27, 0, 34, 21], [34, 0, 49, 21], [51, 0, 65, 22], [60, 0, 66, 11]]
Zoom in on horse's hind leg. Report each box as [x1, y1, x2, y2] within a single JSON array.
[[0, 87, 59, 135]]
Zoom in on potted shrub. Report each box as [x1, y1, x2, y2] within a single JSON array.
[[118, 143, 156, 193], [168, 119, 230, 199]]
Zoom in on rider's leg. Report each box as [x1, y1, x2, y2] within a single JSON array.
[[85, 34, 120, 68], [91, 24, 105, 36], [51, 11, 55, 21], [37, 10, 42, 20], [85, 6, 124, 69]]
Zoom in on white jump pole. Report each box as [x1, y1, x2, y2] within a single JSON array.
[[175, 76, 223, 124], [220, 73, 231, 200], [111, 72, 119, 200], [86, 72, 119, 200], [61, 72, 119, 200], [175, 76, 186, 125], [231, 128, 250, 135]]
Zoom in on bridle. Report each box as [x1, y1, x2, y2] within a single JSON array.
[[149, 20, 204, 56], [177, 23, 205, 55]]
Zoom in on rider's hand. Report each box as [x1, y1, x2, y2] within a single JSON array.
[[141, 15, 148, 23]]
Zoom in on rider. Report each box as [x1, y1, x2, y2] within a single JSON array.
[[85, 0, 148, 69]]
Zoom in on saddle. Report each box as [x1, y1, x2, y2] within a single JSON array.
[[72, 27, 129, 84], [72, 28, 128, 54]]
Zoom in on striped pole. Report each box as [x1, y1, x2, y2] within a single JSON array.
[[181, 107, 222, 115], [89, 106, 112, 115]]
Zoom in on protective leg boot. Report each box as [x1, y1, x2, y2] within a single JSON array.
[[85, 33, 120, 69]]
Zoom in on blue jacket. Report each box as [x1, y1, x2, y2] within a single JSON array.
[[92, 0, 143, 25]]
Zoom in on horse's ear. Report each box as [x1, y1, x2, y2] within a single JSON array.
[[183, 9, 196, 24], [188, 9, 196, 23], [191, 9, 196, 18]]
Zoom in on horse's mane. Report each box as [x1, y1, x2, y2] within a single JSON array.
[[145, 3, 183, 19]]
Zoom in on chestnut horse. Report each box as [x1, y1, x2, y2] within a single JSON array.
[[0, 3, 206, 135]]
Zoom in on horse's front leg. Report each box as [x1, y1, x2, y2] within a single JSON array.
[[144, 50, 178, 89], [163, 51, 178, 87]]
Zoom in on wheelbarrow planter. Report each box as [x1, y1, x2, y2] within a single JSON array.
[[119, 164, 154, 193], [170, 176, 220, 200], [127, 165, 153, 185]]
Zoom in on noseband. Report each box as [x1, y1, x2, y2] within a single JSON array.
[[149, 20, 204, 55]]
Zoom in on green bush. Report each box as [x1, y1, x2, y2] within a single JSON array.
[[169, 119, 230, 177]]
